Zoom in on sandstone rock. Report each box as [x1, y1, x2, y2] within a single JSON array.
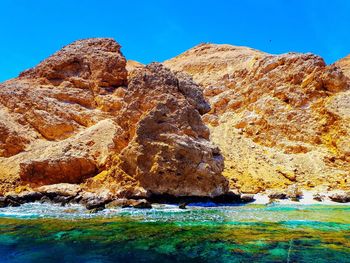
[[116, 63, 227, 197], [335, 54, 350, 78], [165, 43, 350, 193], [126, 60, 144, 79], [0, 39, 127, 192], [0, 38, 228, 199], [36, 183, 81, 197], [20, 38, 127, 88]]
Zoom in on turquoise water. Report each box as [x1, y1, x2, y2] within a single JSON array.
[[0, 203, 349, 262]]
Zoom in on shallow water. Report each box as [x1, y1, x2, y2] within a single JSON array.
[[0, 203, 349, 262]]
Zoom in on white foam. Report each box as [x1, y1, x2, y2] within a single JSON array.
[[251, 190, 350, 206]]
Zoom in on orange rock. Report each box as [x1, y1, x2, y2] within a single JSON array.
[[165, 43, 350, 193], [0, 38, 228, 198]]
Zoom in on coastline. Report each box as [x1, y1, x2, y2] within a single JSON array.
[[253, 191, 350, 206], [0, 188, 349, 218]]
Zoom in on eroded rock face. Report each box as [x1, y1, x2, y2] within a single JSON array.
[[84, 63, 227, 198], [117, 64, 226, 197], [335, 55, 350, 78], [0, 38, 228, 197], [165, 43, 350, 193]]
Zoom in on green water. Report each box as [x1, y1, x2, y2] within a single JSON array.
[[0, 203, 349, 262]]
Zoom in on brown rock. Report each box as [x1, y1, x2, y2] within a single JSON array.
[[335, 54, 350, 78], [0, 38, 228, 199], [165, 43, 350, 193], [19, 38, 127, 88], [36, 183, 82, 197], [313, 193, 325, 202], [267, 191, 287, 200], [106, 198, 152, 209], [286, 185, 303, 201], [329, 191, 350, 203]]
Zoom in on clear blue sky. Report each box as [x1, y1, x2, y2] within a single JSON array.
[[0, 0, 349, 82]]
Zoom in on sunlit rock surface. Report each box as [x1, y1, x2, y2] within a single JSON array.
[[165, 43, 350, 193], [0, 38, 228, 197]]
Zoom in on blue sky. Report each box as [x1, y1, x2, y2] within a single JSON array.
[[0, 0, 349, 82]]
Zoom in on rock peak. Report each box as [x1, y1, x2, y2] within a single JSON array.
[[19, 38, 127, 88]]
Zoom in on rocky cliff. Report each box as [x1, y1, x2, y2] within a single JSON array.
[[1, 39, 349, 203], [0, 38, 228, 199], [165, 44, 350, 193]]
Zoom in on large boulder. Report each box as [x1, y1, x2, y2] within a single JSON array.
[[0, 38, 228, 198]]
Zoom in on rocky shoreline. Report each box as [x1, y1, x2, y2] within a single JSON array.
[[0, 184, 248, 212], [1, 183, 349, 213]]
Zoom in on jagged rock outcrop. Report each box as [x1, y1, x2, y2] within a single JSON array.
[[165, 43, 350, 193], [0, 38, 228, 198], [335, 55, 350, 78]]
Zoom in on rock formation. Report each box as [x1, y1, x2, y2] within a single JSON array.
[[0, 38, 349, 203], [0, 38, 228, 199], [335, 55, 350, 78], [165, 43, 350, 193]]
